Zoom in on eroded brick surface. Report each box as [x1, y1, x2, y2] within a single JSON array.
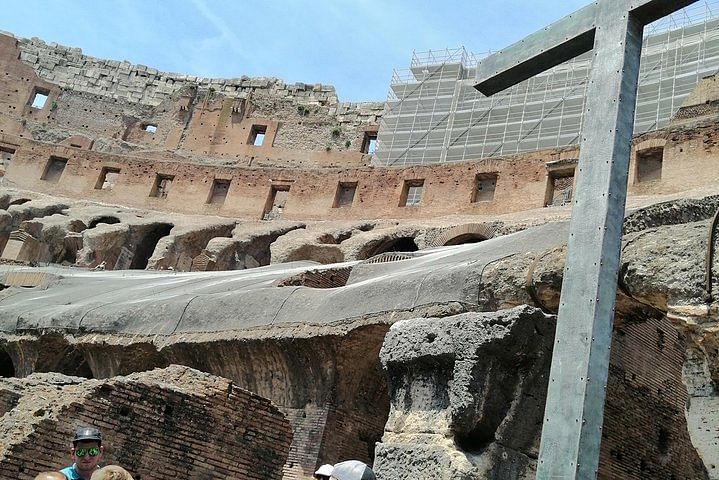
[[0, 366, 292, 480]]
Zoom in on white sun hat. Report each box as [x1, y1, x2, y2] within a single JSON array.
[[315, 464, 334, 476]]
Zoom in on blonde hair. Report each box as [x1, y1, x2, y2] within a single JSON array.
[[33, 473, 66, 480], [89, 465, 135, 480]]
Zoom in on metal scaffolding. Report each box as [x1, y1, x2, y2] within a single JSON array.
[[375, 1, 719, 166]]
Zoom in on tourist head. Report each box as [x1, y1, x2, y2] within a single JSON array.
[[330, 460, 376, 480], [90, 465, 135, 480], [34, 473, 66, 480], [314, 463, 334, 479], [70, 427, 104, 475]]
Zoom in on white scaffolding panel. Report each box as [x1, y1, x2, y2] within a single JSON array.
[[375, 1, 719, 167]]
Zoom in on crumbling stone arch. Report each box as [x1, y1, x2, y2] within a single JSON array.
[[130, 223, 173, 269], [53, 347, 93, 379], [88, 216, 121, 228], [15, 334, 95, 378], [362, 236, 418, 259], [432, 223, 496, 247], [0, 348, 15, 377], [278, 244, 344, 265]]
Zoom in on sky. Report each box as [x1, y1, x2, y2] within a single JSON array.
[[1, 0, 590, 102]]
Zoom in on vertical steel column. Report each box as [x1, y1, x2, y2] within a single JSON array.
[[475, 1, 701, 477], [535, 5, 644, 479]]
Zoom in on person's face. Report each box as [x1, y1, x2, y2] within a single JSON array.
[[71, 440, 103, 472]]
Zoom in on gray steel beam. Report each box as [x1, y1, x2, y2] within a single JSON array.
[[474, 3, 597, 96], [632, 0, 704, 24], [475, 0, 701, 96], [535, 4, 643, 478]]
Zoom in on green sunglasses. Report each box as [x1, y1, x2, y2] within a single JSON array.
[[75, 447, 100, 457]]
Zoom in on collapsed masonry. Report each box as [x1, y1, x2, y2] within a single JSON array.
[[377, 307, 705, 479], [0, 365, 292, 480], [0, 29, 719, 480], [2, 198, 719, 479]]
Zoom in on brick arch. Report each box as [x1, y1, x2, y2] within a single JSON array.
[[432, 223, 496, 247]]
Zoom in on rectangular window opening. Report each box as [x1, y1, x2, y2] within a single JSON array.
[[473, 173, 498, 202], [362, 132, 378, 154], [334, 182, 357, 208], [249, 125, 267, 146], [150, 174, 174, 199], [545, 170, 575, 207], [636, 147, 663, 183], [95, 167, 121, 191], [41, 156, 68, 183], [30, 89, 49, 109], [0, 147, 15, 185], [263, 185, 290, 220], [208, 179, 231, 204], [143, 124, 158, 134], [401, 180, 424, 207]]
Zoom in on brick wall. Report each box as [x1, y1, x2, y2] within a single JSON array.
[[0, 133, 562, 221], [276, 266, 353, 288], [600, 316, 707, 479], [0, 366, 292, 480], [12, 34, 383, 114], [278, 404, 386, 480], [320, 406, 386, 467], [2, 117, 718, 223], [281, 406, 330, 480], [0, 32, 382, 169]]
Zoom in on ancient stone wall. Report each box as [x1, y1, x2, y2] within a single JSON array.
[[10, 34, 384, 141], [0, 133, 554, 220], [0, 32, 383, 169], [600, 316, 706, 478], [14, 35, 373, 108], [374, 307, 707, 480], [3, 119, 719, 222], [281, 406, 329, 480], [2, 31, 719, 223], [0, 366, 292, 480], [684, 348, 719, 480]]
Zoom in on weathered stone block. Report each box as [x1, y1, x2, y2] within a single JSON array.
[[375, 306, 554, 480]]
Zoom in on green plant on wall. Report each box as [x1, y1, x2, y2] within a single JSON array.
[[331, 127, 341, 138], [325, 144, 332, 151], [297, 105, 310, 116], [50, 101, 58, 111], [345, 140, 351, 148]]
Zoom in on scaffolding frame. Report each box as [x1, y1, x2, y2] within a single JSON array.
[[375, 1, 719, 167]]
